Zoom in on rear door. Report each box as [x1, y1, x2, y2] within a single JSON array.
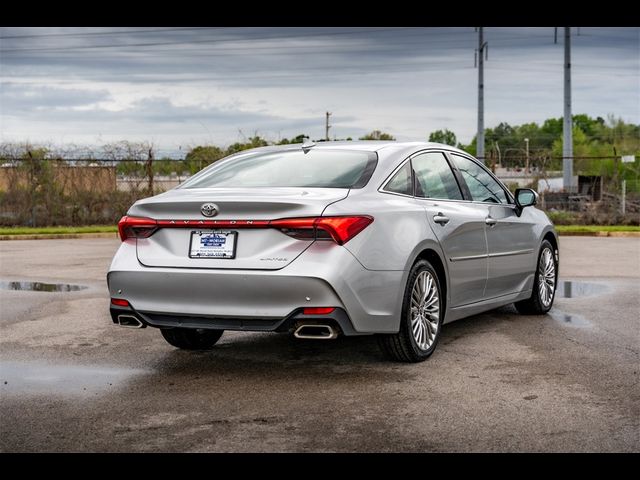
[[450, 153, 537, 298], [412, 151, 488, 307]]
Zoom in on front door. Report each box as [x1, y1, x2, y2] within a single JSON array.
[[449, 153, 536, 299], [484, 204, 538, 298]]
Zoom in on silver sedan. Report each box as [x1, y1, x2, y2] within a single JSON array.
[[108, 141, 559, 362]]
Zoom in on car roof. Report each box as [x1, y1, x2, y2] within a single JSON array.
[[242, 140, 471, 157]]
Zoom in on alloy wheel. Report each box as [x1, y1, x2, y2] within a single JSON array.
[[410, 271, 440, 351], [538, 247, 556, 307]]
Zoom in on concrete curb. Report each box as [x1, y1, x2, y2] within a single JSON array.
[[0, 232, 118, 240]]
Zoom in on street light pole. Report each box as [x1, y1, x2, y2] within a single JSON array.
[[524, 138, 530, 173]]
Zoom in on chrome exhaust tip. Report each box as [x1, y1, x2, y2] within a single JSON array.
[[293, 324, 338, 340], [117, 314, 145, 329]]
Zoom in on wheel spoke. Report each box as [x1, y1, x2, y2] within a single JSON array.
[[412, 317, 421, 336], [421, 274, 429, 303]]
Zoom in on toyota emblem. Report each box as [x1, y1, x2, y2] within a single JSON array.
[[200, 203, 218, 217]]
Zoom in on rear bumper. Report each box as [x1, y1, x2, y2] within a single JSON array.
[[107, 240, 405, 334], [110, 304, 360, 335]]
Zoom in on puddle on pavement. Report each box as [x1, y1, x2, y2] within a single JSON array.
[[0, 281, 88, 292], [556, 281, 609, 298], [549, 310, 591, 327], [0, 361, 145, 396]]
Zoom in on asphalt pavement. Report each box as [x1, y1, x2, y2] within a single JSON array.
[[0, 236, 638, 452]]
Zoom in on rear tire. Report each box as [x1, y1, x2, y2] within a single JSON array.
[[378, 260, 443, 362], [160, 328, 223, 350], [515, 240, 558, 315]]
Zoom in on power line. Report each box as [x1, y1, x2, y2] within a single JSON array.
[[0, 32, 568, 56], [0, 27, 223, 39], [0, 27, 429, 53]]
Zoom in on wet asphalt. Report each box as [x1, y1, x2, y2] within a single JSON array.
[[0, 236, 638, 452]]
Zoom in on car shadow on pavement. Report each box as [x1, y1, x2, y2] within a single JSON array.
[[145, 304, 535, 377]]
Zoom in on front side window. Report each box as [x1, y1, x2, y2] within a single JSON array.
[[412, 152, 463, 200], [384, 162, 413, 195], [180, 149, 377, 189], [451, 154, 508, 204]]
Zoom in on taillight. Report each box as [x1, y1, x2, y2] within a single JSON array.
[[118, 216, 158, 241], [271, 216, 373, 245], [315, 216, 373, 245], [116, 214, 373, 244]]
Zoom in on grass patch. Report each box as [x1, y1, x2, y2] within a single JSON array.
[[555, 225, 640, 233], [0, 225, 117, 235]]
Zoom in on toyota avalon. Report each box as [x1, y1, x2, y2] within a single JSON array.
[[107, 141, 559, 362]]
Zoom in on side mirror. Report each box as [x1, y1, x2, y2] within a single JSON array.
[[514, 188, 538, 216]]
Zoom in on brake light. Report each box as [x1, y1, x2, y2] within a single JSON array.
[[111, 298, 130, 307], [118, 216, 158, 241], [303, 307, 336, 315], [315, 216, 374, 245], [271, 216, 373, 245]]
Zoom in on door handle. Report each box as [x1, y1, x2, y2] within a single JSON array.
[[433, 213, 450, 225], [485, 216, 497, 226]]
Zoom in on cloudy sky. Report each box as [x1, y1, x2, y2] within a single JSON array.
[[1, 27, 638, 156]]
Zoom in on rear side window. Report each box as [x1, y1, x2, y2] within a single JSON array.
[[180, 149, 377, 189], [384, 162, 413, 195], [451, 154, 508, 204], [412, 152, 463, 200]]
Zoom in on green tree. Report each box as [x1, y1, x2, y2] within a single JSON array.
[[185, 145, 225, 174], [428, 129, 457, 146], [359, 130, 396, 141], [225, 136, 269, 155], [277, 134, 307, 145]]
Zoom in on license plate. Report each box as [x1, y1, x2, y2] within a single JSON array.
[[189, 230, 237, 259]]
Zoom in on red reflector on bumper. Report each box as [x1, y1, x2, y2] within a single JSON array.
[[302, 307, 336, 315], [111, 298, 130, 307]]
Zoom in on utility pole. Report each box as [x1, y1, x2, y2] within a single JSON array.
[[524, 138, 530, 173], [563, 27, 573, 191], [325, 112, 332, 141], [475, 27, 488, 162]]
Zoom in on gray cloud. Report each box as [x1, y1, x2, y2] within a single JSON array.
[[1, 27, 638, 154]]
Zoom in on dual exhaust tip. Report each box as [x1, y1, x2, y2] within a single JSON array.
[[293, 324, 338, 340], [117, 314, 144, 329]]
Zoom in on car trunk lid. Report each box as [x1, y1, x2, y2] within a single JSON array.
[[132, 187, 349, 270]]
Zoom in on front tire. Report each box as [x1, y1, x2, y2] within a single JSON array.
[[378, 260, 443, 362], [160, 328, 223, 350], [515, 240, 558, 315]]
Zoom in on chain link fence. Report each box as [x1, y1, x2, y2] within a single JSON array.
[[1, 144, 638, 227], [0, 143, 191, 227]]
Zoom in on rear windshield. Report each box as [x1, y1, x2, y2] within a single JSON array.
[[180, 149, 378, 189]]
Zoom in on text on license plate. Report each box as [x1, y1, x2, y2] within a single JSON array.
[[189, 230, 237, 259]]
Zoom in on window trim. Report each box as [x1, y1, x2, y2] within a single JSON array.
[[379, 148, 463, 200], [448, 151, 515, 205], [411, 150, 465, 201], [379, 148, 516, 208], [380, 159, 414, 197], [379, 156, 415, 198]]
